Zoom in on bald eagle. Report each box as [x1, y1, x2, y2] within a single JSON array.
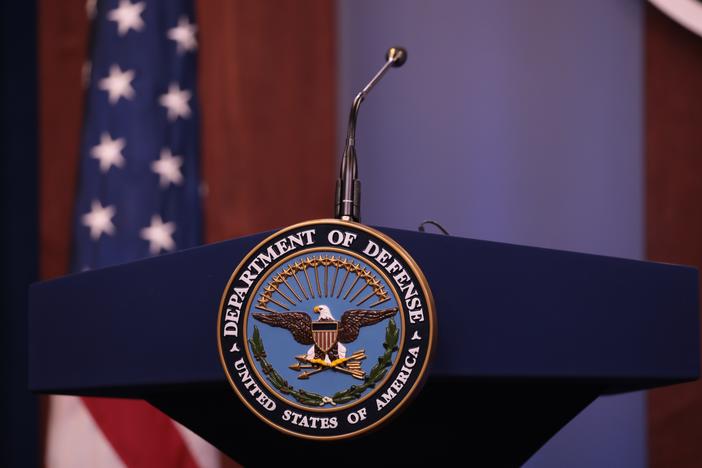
[[252, 304, 398, 362]]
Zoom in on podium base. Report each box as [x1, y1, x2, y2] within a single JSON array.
[[147, 378, 599, 466]]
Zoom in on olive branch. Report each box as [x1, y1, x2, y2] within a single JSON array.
[[331, 317, 399, 404], [249, 318, 399, 406], [249, 326, 325, 406]]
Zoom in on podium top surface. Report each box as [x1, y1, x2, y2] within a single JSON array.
[[29, 225, 699, 395]]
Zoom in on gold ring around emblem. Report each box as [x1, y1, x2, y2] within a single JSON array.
[[216, 218, 437, 441]]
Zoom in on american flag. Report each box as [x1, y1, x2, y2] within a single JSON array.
[[45, 0, 219, 466]]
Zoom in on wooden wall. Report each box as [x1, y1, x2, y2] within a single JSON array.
[[646, 4, 702, 467], [196, 1, 335, 243], [38, 0, 88, 280]]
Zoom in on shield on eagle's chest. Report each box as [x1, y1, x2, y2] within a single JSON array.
[[312, 321, 339, 353]]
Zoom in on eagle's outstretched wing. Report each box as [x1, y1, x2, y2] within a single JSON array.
[[338, 307, 399, 343], [252, 312, 313, 345]]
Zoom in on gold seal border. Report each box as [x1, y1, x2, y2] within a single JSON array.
[[216, 219, 437, 441]]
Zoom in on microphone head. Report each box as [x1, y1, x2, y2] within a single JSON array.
[[386, 47, 407, 67]]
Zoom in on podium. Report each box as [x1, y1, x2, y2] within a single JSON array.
[[29, 227, 699, 465]]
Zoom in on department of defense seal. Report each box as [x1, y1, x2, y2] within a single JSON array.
[[217, 219, 436, 440]]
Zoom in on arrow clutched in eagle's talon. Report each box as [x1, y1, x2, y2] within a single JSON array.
[[331, 366, 365, 380], [298, 350, 367, 368], [289, 362, 316, 371], [291, 349, 367, 379], [298, 368, 327, 379], [296, 363, 364, 380]]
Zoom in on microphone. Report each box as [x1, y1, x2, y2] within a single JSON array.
[[335, 47, 407, 222]]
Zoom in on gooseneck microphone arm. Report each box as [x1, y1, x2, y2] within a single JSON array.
[[335, 47, 407, 222]]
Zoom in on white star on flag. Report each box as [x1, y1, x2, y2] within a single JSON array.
[[82, 200, 116, 240], [159, 83, 191, 121], [107, 0, 146, 36], [152, 148, 184, 187], [99, 65, 135, 104], [140, 215, 176, 255], [90, 132, 126, 173], [167, 16, 197, 54]]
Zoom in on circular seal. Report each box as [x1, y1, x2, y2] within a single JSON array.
[[217, 219, 436, 440]]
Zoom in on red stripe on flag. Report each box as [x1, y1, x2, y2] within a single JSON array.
[[82, 397, 200, 468]]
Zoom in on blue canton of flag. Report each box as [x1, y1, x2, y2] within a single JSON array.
[[73, 0, 201, 270]]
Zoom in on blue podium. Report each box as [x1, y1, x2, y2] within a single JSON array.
[[29, 227, 699, 465]]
